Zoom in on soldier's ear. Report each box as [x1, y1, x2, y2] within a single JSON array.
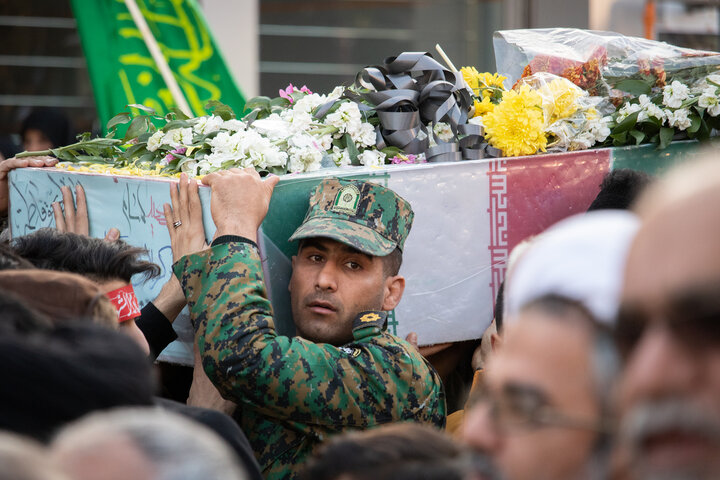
[[381, 275, 405, 311]]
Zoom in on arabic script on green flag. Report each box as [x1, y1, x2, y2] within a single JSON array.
[[71, 0, 245, 132]]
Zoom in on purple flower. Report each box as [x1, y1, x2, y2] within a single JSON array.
[[390, 153, 421, 164], [162, 147, 187, 165], [279, 84, 296, 103]]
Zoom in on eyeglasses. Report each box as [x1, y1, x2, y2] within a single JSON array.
[[469, 383, 611, 434], [615, 288, 720, 361]]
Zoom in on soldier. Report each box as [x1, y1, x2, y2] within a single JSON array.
[[167, 168, 445, 479]]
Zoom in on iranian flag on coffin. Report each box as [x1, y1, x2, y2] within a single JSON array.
[[7, 142, 701, 364]]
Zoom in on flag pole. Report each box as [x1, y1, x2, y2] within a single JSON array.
[[124, 0, 194, 117]]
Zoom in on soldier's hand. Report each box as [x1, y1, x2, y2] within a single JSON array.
[[164, 173, 208, 261], [201, 167, 280, 242], [0, 155, 57, 214]]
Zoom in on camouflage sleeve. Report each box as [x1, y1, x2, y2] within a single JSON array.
[[173, 242, 436, 431]]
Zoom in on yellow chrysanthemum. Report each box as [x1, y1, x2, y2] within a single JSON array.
[[473, 97, 495, 117], [461, 66, 480, 92], [477, 72, 507, 93], [460, 67, 507, 100], [538, 78, 582, 123], [484, 85, 548, 157]]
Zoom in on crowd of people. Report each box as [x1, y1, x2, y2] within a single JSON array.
[[0, 127, 718, 480]]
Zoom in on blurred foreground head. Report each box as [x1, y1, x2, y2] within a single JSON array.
[[52, 407, 248, 480], [0, 323, 154, 441], [464, 210, 638, 480], [617, 151, 720, 480], [0, 432, 69, 480], [301, 423, 499, 480]]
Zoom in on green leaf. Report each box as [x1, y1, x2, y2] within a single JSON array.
[[106, 113, 131, 132], [381, 146, 402, 157], [170, 107, 190, 120], [124, 116, 150, 141], [266, 165, 286, 175], [162, 119, 192, 131], [658, 127, 675, 149], [344, 133, 360, 165], [243, 96, 271, 111], [629, 129, 646, 145], [205, 100, 236, 121], [687, 114, 702, 134], [613, 111, 640, 134], [270, 96, 290, 108], [127, 104, 156, 115], [615, 79, 653, 96], [611, 132, 628, 146]]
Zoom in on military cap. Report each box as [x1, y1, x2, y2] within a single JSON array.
[[289, 177, 414, 256]]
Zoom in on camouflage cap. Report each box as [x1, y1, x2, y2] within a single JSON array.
[[289, 177, 414, 256]]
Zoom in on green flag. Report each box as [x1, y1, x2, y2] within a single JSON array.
[[70, 0, 245, 132]]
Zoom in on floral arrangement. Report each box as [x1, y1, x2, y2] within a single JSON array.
[[19, 85, 404, 178], [17, 37, 720, 174], [607, 74, 720, 148], [461, 68, 612, 156]]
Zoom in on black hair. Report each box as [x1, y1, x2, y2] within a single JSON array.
[[0, 324, 155, 442], [20, 108, 74, 150], [494, 280, 505, 332], [13, 229, 160, 283], [382, 247, 403, 277], [587, 169, 654, 212], [0, 243, 35, 271], [300, 423, 473, 480]]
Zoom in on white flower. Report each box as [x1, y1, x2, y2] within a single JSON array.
[[699, 87, 720, 117], [282, 109, 313, 134], [616, 102, 642, 122], [331, 146, 351, 167], [325, 102, 362, 134], [180, 160, 198, 175], [662, 81, 690, 109], [193, 115, 224, 135], [293, 93, 328, 115], [288, 146, 322, 173], [251, 115, 290, 140], [222, 119, 246, 132], [705, 74, 720, 86], [349, 122, 377, 148], [328, 86, 345, 100], [163, 128, 193, 149], [665, 108, 692, 130], [316, 134, 333, 151], [569, 131, 596, 151], [433, 122, 454, 142], [146, 130, 164, 152], [468, 116, 485, 127], [357, 149, 386, 167], [588, 116, 611, 143]]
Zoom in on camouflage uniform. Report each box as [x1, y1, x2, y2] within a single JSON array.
[[174, 178, 446, 479]]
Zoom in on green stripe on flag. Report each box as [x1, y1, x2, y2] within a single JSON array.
[[71, 0, 245, 133]]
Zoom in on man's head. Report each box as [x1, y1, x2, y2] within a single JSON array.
[[51, 407, 248, 480], [13, 229, 160, 353], [463, 295, 615, 480], [288, 178, 413, 345], [616, 154, 720, 480], [301, 423, 489, 480]]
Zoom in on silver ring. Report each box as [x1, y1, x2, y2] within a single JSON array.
[[173, 220, 182, 228]]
